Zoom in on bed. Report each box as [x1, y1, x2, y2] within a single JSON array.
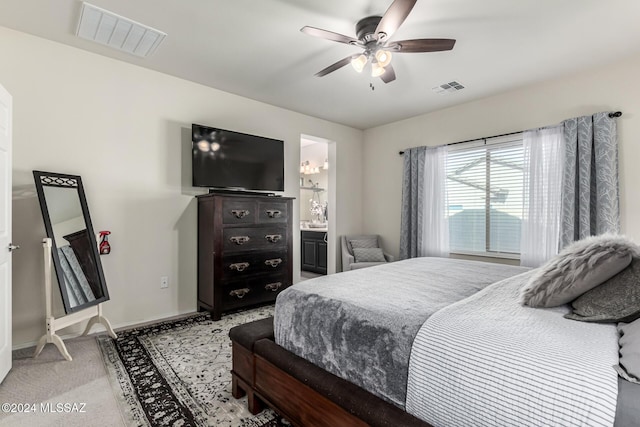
[[232, 257, 640, 426]]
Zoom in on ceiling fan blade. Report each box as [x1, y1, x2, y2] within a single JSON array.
[[301, 26, 359, 45], [387, 38, 456, 53], [375, 0, 417, 41], [315, 56, 355, 77], [380, 64, 396, 83]]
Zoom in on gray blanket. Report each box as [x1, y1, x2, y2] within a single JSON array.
[[274, 257, 528, 407]]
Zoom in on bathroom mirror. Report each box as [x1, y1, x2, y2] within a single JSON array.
[[33, 171, 109, 314]]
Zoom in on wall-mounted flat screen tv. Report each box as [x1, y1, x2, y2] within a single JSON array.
[[192, 124, 284, 192]]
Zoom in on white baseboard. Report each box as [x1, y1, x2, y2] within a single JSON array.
[[12, 309, 199, 351], [109, 309, 199, 332]]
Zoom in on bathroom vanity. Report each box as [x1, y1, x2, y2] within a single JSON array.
[[300, 228, 327, 275]]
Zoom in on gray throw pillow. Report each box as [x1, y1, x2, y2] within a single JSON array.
[[353, 247, 386, 263], [520, 234, 639, 308], [614, 319, 640, 384], [349, 238, 378, 250], [565, 258, 640, 323]]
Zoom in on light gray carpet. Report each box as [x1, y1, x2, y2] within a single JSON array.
[[0, 335, 124, 427]]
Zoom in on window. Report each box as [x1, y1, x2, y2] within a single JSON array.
[[446, 135, 524, 257]]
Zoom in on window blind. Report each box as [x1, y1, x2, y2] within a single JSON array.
[[446, 135, 524, 256]]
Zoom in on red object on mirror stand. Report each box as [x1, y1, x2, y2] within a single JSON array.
[[99, 231, 111, 255]]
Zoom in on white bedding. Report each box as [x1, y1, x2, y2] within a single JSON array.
[[406, 270, 619, 427]]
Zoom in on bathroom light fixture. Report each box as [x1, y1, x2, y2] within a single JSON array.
[[300, 159, 328, 175]]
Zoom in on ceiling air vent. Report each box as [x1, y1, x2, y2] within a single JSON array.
[[76, 2, 166, 58], [432, 81, 465, 94]]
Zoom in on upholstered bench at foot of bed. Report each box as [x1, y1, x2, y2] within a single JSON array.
[[229, 316, 275, 414]]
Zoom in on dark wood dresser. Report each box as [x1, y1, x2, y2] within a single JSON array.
[[197, 193, 294, 320]]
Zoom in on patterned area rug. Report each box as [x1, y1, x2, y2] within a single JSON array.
[[97, 306, 288, 427]]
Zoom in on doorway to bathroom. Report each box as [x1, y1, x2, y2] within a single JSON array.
[[299, 135, 331, 280]]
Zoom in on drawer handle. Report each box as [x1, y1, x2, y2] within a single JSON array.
[[265, 234, 282, 243], [266, 209, 282, 219], [231, 209, 250, 219], [265, 282, 282, 292], [229, 288, 250, 299], [229, 262, 250, 272], [230, 236, 251, 245], [264, 258, 283, 268]]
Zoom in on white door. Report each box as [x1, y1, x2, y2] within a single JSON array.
[[0, 84, 12, 383]]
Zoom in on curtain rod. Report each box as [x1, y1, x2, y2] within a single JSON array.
[[398, 111, 623, 155]]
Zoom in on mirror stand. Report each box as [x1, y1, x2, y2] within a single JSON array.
[[33, 238, 117, 361]]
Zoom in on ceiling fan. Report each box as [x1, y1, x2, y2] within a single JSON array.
[[301, 0, 455, 84]]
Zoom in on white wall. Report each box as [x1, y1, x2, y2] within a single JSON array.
[[0, 26, 364, 347], [363, 54, 640, 260]]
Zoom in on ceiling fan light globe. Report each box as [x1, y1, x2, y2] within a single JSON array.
[[371, 62, 386, 77], [351, 54, 367, 73], [375, 49, 392, 67]]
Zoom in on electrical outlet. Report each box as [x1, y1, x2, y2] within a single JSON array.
[[160, 276, 169, 289]]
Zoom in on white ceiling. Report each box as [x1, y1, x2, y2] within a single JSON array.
[[1, 0, 639, 129]]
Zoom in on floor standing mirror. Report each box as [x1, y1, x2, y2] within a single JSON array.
[[32, 171, 116, 361]]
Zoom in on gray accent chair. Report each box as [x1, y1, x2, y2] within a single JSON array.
[[341, 234, 394, 272]]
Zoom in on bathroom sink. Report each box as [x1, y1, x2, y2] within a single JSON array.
[[307, 222, 327, 228]]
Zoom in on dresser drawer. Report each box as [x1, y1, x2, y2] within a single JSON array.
[[223, 227, 287, 252], [222, 275, 290, 311], [222, 251, 288, 278], [257, 201, 288, 224], [222, 199, 256, 224]]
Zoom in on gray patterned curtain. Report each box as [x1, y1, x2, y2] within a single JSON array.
[[400, 147, 426, 259], [560, 112, 619, 249]]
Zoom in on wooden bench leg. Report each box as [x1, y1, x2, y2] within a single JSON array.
[[247, 389, 263, 415], [232, 374, 245, 398], [232, 372, 264, 414]]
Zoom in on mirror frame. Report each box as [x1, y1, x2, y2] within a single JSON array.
[[33, 170, 110, 314]]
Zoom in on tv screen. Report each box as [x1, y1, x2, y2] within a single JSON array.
[[192, 124, 284, 192]]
